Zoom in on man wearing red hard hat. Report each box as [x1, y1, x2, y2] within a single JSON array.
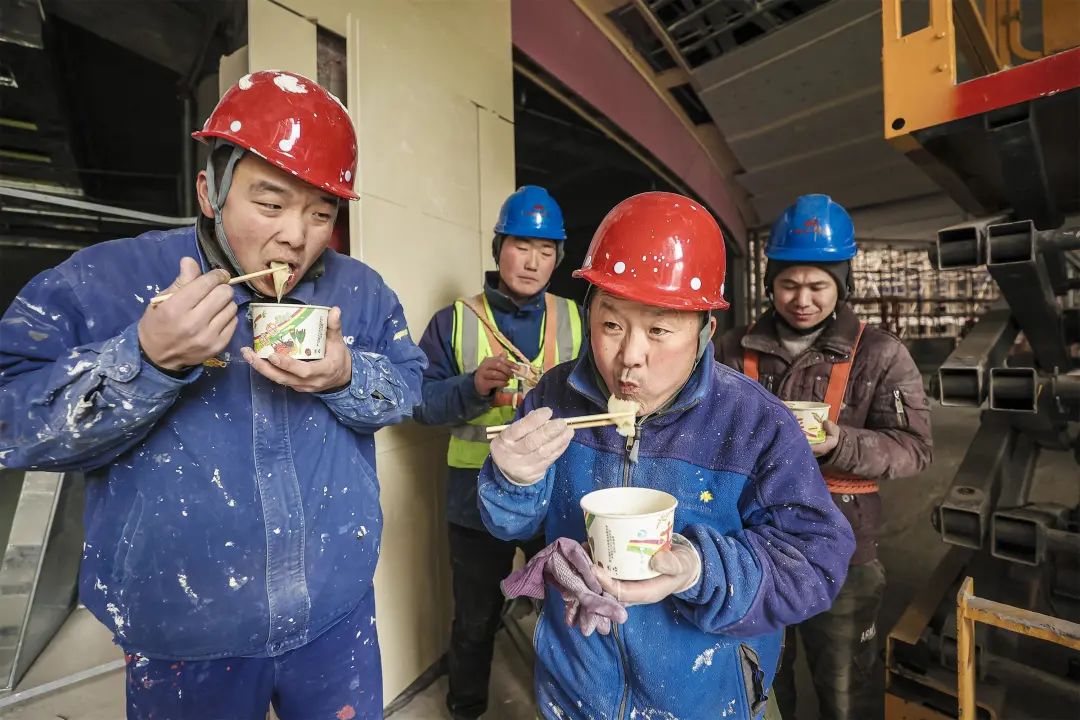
[[476, 192, 855, 719], [0, 71, 425, 719]]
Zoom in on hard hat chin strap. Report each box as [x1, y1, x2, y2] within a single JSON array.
[[696, 312, 713, 360], [204, 142, 247, 275]]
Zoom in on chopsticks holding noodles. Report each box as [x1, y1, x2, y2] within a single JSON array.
[[149, 266, 286, 306], [485, 396, 641, 441]]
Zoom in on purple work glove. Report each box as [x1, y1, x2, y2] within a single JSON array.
[[501, 537, 629, 637]]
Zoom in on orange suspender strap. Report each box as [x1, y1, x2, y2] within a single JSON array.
[[821, 322, 878, 494], [822, 322, 866, 424], [742, 322, 761, 382], [744, 349, 760, 382]]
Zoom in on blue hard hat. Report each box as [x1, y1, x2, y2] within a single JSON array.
[[494, 185, 566, 241], [766, 194, 856, 262]]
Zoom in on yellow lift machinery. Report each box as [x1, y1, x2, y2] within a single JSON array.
[[881, 1, 1080, 718]]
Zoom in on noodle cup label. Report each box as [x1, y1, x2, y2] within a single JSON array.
[[581, 487, 678, 581], [251, 304, 329, 360], [784, 401, 831, 444]]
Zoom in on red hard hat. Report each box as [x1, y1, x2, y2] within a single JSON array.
[[573, 192, 729, 311], [193, 70, 358, 200]]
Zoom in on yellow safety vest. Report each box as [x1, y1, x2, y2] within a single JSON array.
[[448, 292, 582, 469]]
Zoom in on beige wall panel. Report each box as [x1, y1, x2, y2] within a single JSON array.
[[248, 0, 318, 79], [217, 46, 248, 98], [361, 195, 483, 338], [405, 0, 514, 120], [372, 433, 451, 700], [478, 108, 516, 273], [361, 199, 479, 697], [274, 1, 513, 119], [356, 75, 480, 231]]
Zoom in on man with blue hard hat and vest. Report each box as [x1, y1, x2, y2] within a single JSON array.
[[414, 185, 583, 719], [718, 194, 933, 720]]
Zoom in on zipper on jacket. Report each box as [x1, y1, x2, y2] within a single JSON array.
[[622, 426, 641, 485], [610, 423, 640, 719], [892, 389, 907, 427]]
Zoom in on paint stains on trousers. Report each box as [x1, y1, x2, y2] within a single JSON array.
[[125, 589, 382, 720]]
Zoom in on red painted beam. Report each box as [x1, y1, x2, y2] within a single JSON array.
[[511, 0, 747, 250], [952, 45, 1080, 122]]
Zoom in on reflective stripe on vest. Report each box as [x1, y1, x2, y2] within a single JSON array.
[[742, 322, 877, 494], [447, 293, 582, 469]]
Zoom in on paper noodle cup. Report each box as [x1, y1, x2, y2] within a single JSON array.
[[251, 303, 329, 360], [784, 401, 831, 444], [580, 487, 677, 581]]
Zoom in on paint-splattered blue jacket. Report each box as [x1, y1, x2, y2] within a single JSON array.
[[0, 226, 425, 660], [478, 351, 855, 720]]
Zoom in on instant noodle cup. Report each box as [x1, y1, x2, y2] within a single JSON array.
[[581, 487, 677, 581], [251, 303, 329, 360], [784, 401, 831, 444]]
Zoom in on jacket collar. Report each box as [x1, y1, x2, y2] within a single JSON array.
[[741, 303, 862, 361]]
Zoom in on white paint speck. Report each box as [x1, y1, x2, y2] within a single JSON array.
[[690, 277, 702, 290], [177, 574, 199, 603], [692, 643, 722, 671], [105, 602, 126, 635], [228, 575, 250, 590], [344, 170, 352, 182], [230, 120, 242, 132], [613, 261, 626, 275], [67, 360, 96, 376], [238, 74, 253, 90], [273, 74, 307, 94]]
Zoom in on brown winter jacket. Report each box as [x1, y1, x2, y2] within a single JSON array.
[[716, 303, 933, 565]]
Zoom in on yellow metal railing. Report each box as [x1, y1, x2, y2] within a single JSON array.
[[956, 577, 1080, 720]]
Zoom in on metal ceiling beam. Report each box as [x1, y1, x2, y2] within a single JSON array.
[[631, 0, 693, 73], [570, 0, 755, 224]]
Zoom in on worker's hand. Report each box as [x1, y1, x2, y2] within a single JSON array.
[[812, 420, 841, 457], [594, 535, 701, 606], [240, 306, 352, 393], [490, 407, 573, 486], [474, 355, 517, 396], [139, 257, 237, 371]]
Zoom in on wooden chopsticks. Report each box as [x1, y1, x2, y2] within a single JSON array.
[[149, 266, 283, 306], [485, 410, 635, 440]]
